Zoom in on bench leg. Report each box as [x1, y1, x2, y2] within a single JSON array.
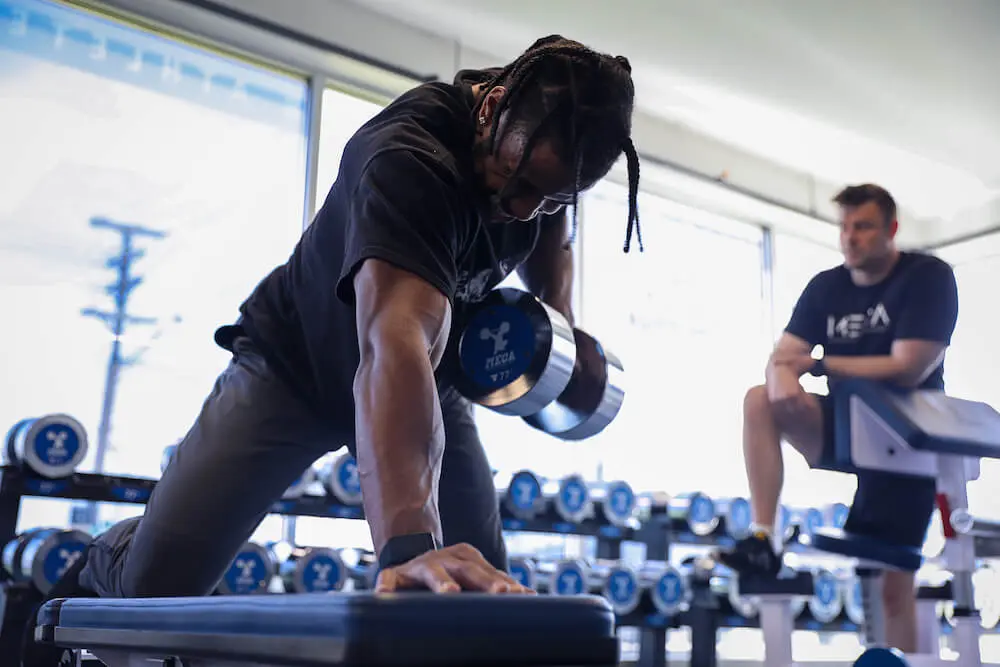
[[758, 597, 795, 666]]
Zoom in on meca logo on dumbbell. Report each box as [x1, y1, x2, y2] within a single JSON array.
[[448, 287, 625, 441]]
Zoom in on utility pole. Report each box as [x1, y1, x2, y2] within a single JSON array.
[[78, 217, 165, 528]]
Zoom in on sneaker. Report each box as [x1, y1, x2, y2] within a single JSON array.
[[20, 545, 98, 667], [714, 530, 782, 576]]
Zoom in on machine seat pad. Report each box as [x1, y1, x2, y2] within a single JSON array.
[[37, 592, 619, 666], [804, 528, 922, 572]]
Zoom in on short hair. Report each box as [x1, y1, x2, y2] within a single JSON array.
[[475, 35, 642, 252], [832, 183, 897, 227]]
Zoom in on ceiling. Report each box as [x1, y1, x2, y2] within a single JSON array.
[[355, 0, 1000, 226]]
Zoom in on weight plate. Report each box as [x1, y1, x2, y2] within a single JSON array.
[[603, 566, 641, 615], [289, 547, 345, 593], [724, 497, 752, 540], [503, 470, 544, 520], [552, 560, 587, 596], [12, 415, 88, 478], [554, 474, 591, 523], [453, 288, 576, 417], [522, 328, 625, 441], [20, 529, 92, 594], [601, 480, 636, 527], [3, 528, 49, 580], [826, 502, 850, 530], [652, 566, 689, 616], [802, 507, 825, 539], [808, 568, 843, 623], [325, 453, 362, 505], [508, 558, 535, 590], [218, 542, 270, 595], [687, 493, 719, 537], [844, 576, 864, 625]]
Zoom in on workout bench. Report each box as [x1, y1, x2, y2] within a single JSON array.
[[33, 592, 619, 666], [760, 378, 1000, 667]]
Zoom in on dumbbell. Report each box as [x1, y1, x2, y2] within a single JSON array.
[[2, 527, 93, 594], [448, 287, 625, 440], [794, 506, 826, 541], [592, 480, 638, 528], [3, 415, 88, 478], [277, 545, 347, 593], [806, 567, 844, 623], [317, 451, 362, 505], [216, 541, 272, 595], [823, 502, 849, 529], [667, 492, 719, 537], [498, 470, 546, 521], [717, 496, 752, 541]]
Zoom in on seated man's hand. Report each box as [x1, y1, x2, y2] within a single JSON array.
[[374, 543, 535, 594], [767, 364, 811, 418], [769, 348, 815, 377]]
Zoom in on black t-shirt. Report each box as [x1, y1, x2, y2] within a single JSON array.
[[223, 69, 547, 432], [785, 251, 959, 390]]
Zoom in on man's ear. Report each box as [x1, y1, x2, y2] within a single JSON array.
[[478, 86, 507, 127]]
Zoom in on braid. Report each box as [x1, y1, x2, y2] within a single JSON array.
[[475, 36, 643, 253]]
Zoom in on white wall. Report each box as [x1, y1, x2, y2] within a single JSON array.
[[95, 0, 945, 246]]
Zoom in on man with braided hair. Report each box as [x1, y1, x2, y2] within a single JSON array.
[[23, 34, 641, 666]]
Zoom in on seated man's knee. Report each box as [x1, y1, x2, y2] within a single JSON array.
[[743, 384, 771, 419], [881, 571, 917, 618]]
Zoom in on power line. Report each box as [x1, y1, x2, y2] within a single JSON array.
[[78, 217, 166, 528]]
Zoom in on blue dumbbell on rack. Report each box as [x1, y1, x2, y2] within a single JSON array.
[[4, 414, 88, 478]]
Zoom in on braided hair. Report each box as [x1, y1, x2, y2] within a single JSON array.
[[473, 35, 643, 252]]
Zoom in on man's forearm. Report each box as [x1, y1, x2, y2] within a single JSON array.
[[823, 355, 911, 384], [354, 346, 445, 554], [519, 248, 574, 325]]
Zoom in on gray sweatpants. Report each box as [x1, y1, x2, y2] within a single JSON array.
[[78, 336, 507, 598]]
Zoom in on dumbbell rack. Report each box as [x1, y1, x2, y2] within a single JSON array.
[[1, 466, 973, 667]]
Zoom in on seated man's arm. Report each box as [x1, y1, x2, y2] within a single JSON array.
[[354, 259, 451, 551], [766, 274, 825, 391], [823, 259, 959, 388], [517, 210, 575, 326]]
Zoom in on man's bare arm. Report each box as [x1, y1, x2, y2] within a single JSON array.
[[824, 340, 947, 388], [353, 258, 452, 555], [517, 211, 575, 326], [766, 332, 812, 384]]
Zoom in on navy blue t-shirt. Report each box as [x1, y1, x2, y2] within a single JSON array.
[[224, 69, 550, 432], [785, 251, 959, 390]]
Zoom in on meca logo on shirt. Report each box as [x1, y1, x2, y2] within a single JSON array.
[[826, 302, 891, 340]]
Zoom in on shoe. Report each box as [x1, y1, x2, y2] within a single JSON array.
[[20, 545, 98, 667], [714, 530, 782, 577]]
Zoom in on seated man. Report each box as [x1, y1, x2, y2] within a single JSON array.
[[717, 183, 959, 652]]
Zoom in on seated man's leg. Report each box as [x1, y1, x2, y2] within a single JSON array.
[[436, 387, 508, 572], [717, 385, 827, 574], [843, 473, 937, 653]]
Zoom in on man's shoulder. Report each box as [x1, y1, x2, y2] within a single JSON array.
[[344, 81, 474, 190], [898, 251, 955, 277], [804, 263, 848, 292]]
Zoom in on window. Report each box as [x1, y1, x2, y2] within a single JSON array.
[[0, 0, 309, 532], [935, 235, 1000, 520], [577, 178, 770, 499], [312, 87, 384, 213], [768, 232, 856, 508]]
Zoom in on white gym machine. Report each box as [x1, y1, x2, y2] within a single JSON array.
[[756, 379, 1000, 667]]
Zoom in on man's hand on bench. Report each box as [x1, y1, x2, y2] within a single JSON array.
[[374, 543, 536, 594]]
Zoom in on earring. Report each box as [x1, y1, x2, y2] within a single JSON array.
[[478, 116, 487, 127]]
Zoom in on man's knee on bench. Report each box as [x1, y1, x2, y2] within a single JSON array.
[[744, 384, 824, 460]]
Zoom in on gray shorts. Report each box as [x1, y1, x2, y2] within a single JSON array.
[[78, 336, 506, 597]]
